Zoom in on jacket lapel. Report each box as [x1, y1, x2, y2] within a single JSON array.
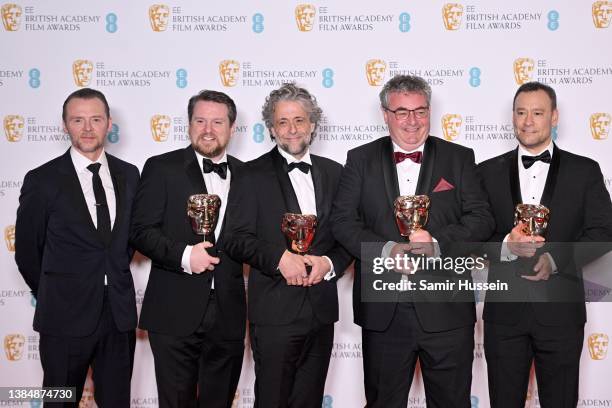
[[540, 144, 560, 208], [184, 146, 207, 195], [106, 155, 125, 242], [381, 137, 400, 209], [415, 137, 435, 195], [509, 148, 523, 207], [272, 148, 301, 214], [58, 149, 100, 242], [310, 156, 325, 220]]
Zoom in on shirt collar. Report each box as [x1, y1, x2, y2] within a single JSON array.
[[70, 147, 108, 173], [518, 141, 554, 159], [277, 146, 312, 165]]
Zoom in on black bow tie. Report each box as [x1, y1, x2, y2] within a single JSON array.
[[202, 158, 228, 179], [521, 150, 552, 169], [287, 162, 311, 174]]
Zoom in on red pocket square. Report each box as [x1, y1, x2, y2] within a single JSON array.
[[433, 178, 454, 193]]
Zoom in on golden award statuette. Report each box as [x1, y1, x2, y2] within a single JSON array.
[[187, 194, 221, 242], [394, 195, 430, 239], [281, 213, 317, 255], [514, 203, 550, 237]]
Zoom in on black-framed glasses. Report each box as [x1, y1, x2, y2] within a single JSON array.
[[385, 106, 429, 120]]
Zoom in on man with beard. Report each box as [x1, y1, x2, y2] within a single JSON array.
[[224, 83, 352, 407], [15, 88, 139, 406], [131, 90, 246, 407]]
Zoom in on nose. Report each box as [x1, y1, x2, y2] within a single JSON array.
[[83, 119, 93, 130], [289, 121, 298, 134]]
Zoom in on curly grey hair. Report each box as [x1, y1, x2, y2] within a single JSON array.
[[261, 83, 322, 139]]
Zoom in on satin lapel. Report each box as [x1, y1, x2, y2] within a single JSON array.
[[218, 155, 241, 242], [415, 137, 435, 195], [58, 150, 98, 239], [540, 144, 560, 208], [310, 156, 325, 220], [272, 148, 301, 214], [184, 146, 207, 194], [381, 137, 400, 209], [509, 148, 522, 207], [107, 155, 125, 240]]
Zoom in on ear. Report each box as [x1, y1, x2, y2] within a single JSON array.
[[551, 109, 559, 128], [382, 107, 390, 125], [107, 116, 113, 134], [309, 122, 315, 135]]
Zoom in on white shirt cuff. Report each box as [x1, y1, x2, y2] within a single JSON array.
[[181, 245, 193, 275], [544, 252, 558, 274], [323, 256, 336, 281], [501, 234, 518, 262]]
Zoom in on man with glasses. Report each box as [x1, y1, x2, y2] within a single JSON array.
[[332, 75, 494, 407]]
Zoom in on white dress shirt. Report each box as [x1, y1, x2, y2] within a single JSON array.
[[70, 147, 116, 285], [181, 151, 231, 289], [278, 147, 335, 280], [500, 142, 557, 271], [383, 142, 440, 255]]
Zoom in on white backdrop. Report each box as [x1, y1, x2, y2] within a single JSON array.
[[1, 1, 611, 407]]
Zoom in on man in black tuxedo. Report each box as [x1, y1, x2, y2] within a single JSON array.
[[478, 82, 612, 407], [224, 84, 352, 408], [130, 90, 245, 408], [331, 75, 494, 408], [15, 88, 139, 407]]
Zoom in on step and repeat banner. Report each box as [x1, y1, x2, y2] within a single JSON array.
[[1, 1, 612, 407]]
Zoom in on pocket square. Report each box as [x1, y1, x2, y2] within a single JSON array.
[[433, 177, 454, 193]]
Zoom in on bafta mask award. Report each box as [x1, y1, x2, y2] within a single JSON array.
[[281, 213, 317, 255], [187, 194, 221, 242], [394, 195, 430, 239], [514, 204, 550, 237]]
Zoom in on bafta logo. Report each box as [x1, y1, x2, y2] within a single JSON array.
[[590, 112, 611, 140], [3, 114, 24, 142], [442, 3, 464, 30], [1, 3, 21, 31], [151, 114, 171, 142], [4, 225, 15, 252], [441, 114, 463, 141], [588, 333, 609, 360], [149, 4, 170, 32], [219, 60, 240, 87], [592, 1, 612, 28], [513, 57, 535, 85], [3, 334, 25, 361], [72, 59, 94, 87], [295, 4, 316, 32], [365, 59, 387, 86]]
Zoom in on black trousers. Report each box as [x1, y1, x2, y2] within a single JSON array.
[[362, 302, 474, 408], [40, 288, 136, 408], [249, 297, 334, 408], [148, 291, 245, 408], [484, 305, 584, 408]]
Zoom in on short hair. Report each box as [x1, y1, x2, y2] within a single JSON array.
[[261, 83, 322, 139], [62, 88, 110, 122], [379, 75, 432, 109], [187, 90, 237, 126], [513, 81, 557, 110]]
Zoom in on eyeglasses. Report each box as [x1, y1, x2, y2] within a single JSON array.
[[385, 106, 429, 120]]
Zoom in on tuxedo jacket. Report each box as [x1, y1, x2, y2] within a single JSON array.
[[478, 145, 612, 326], [15, 149, 139, 337], [130, 146, 246, 340], [223, 148, 352, 326], [332, 136, 495, 332]]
